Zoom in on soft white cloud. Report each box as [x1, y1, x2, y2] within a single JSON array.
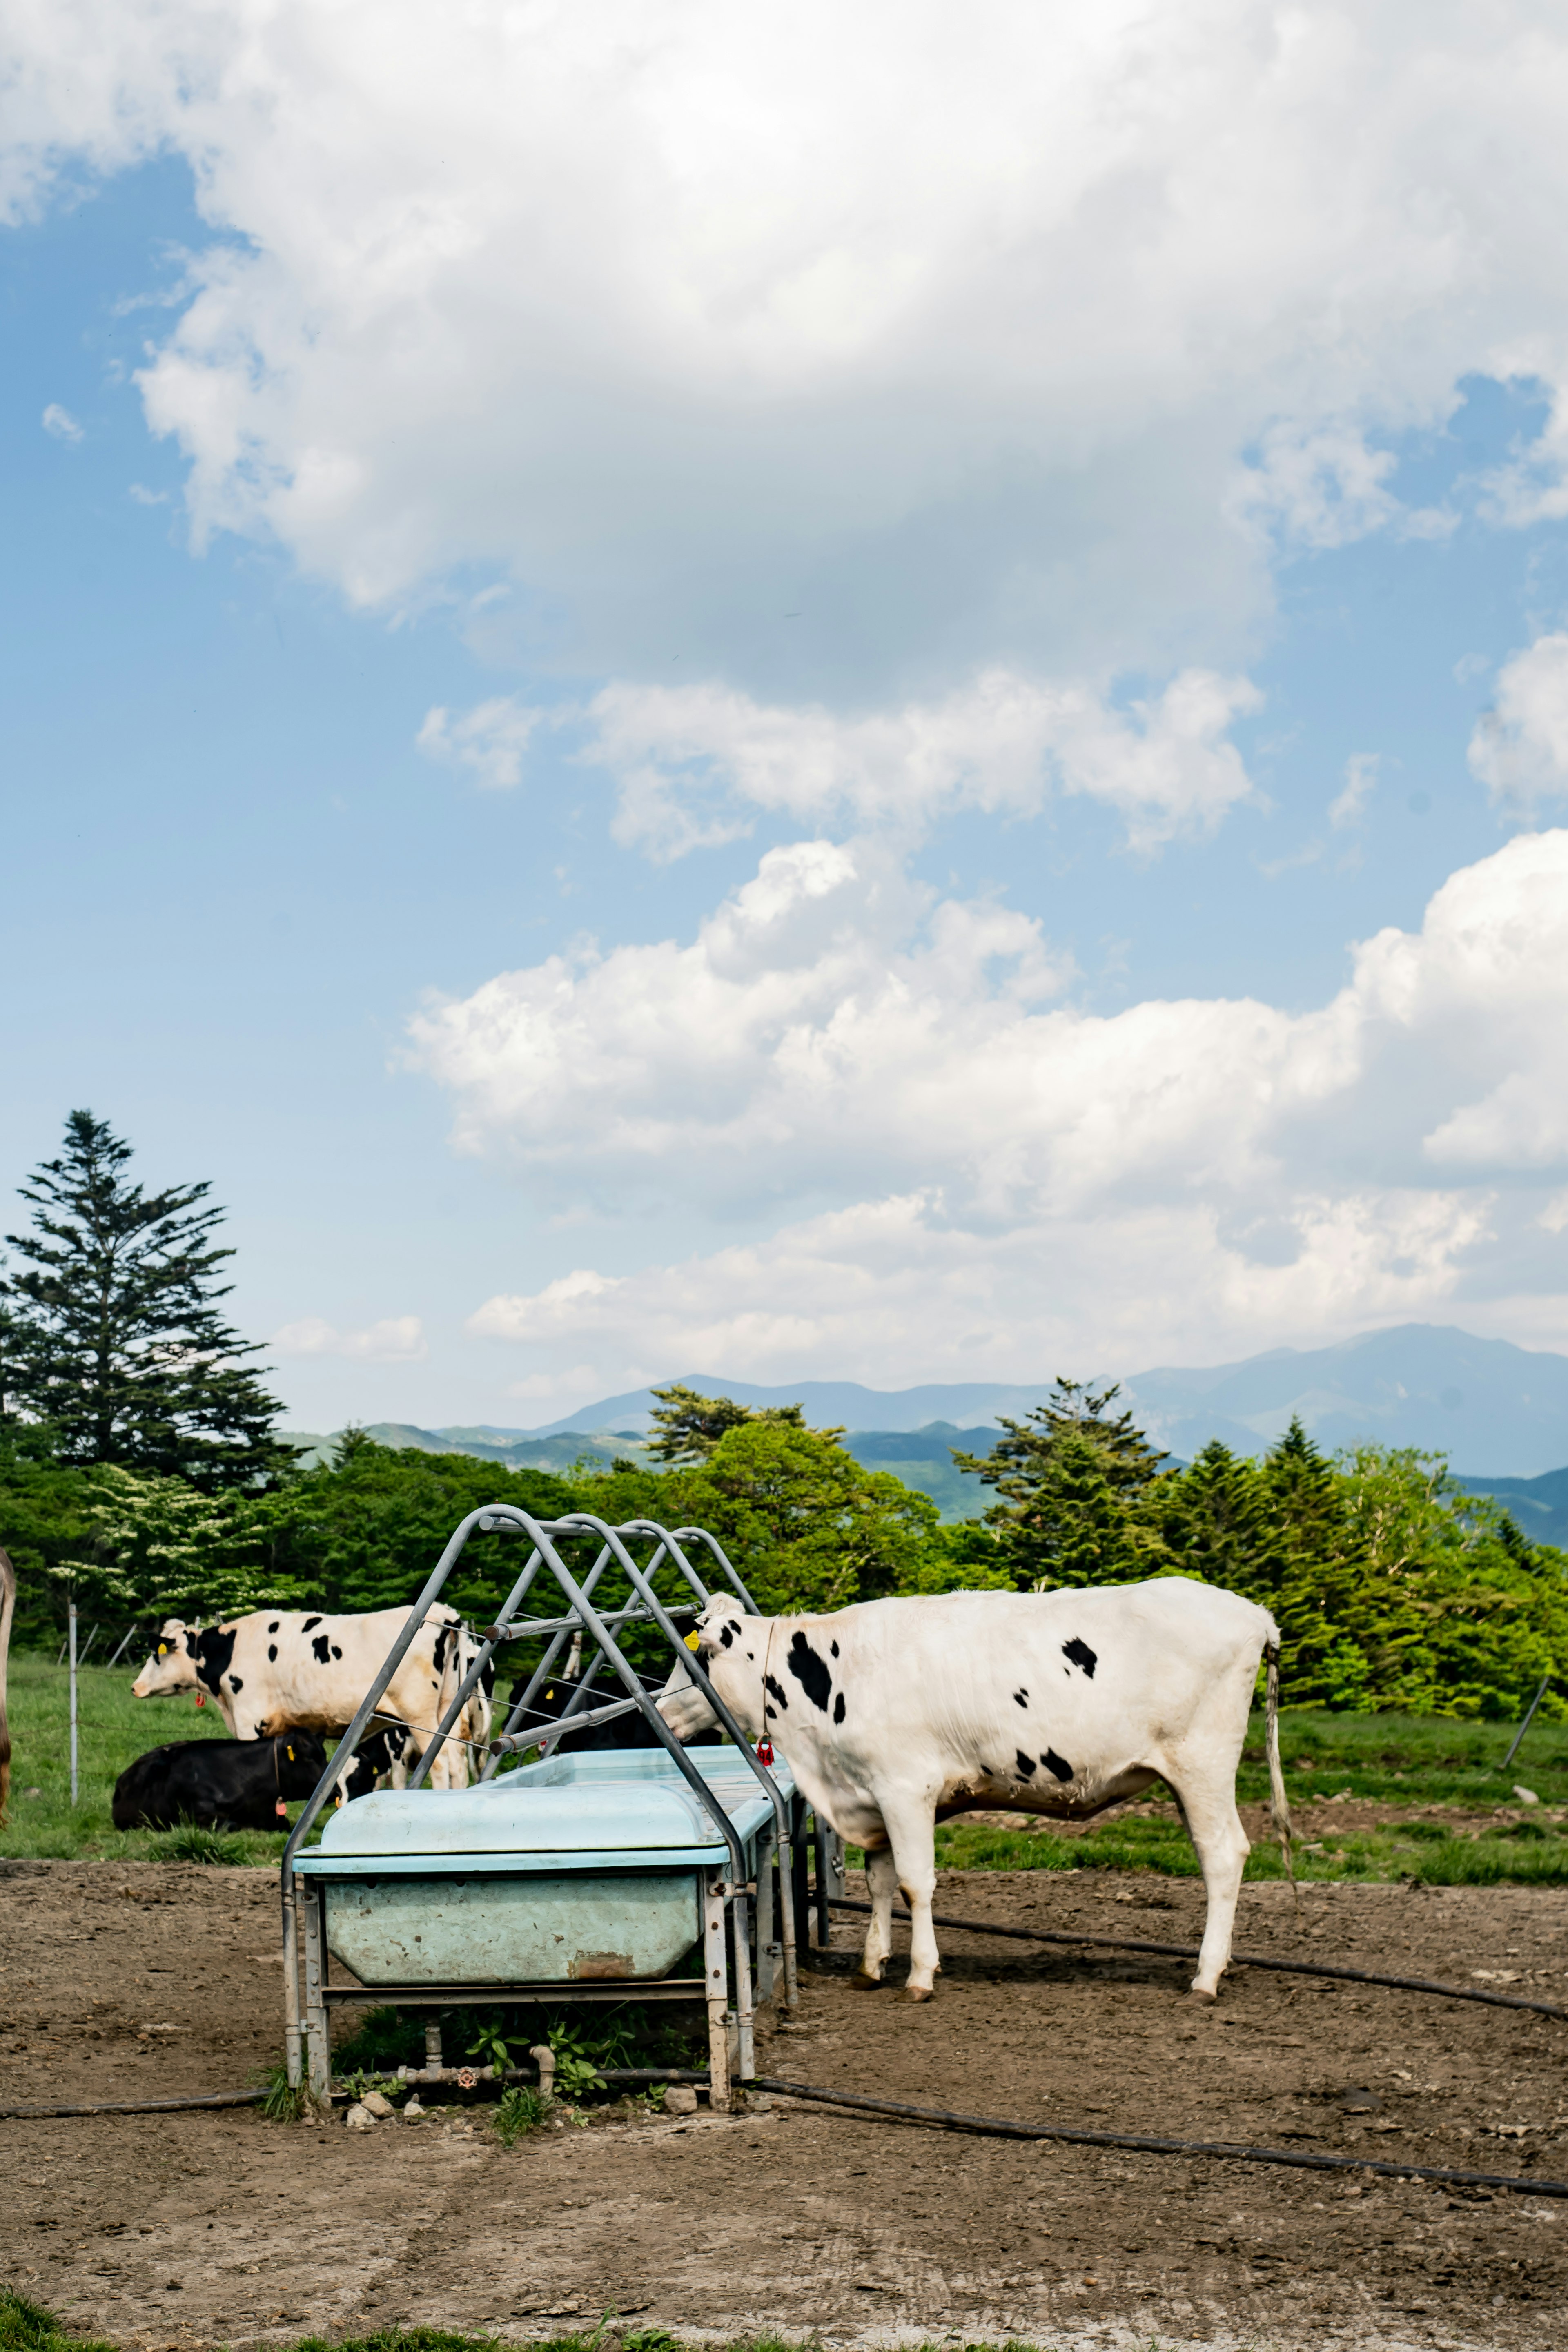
[[11, 4, 1568, 693], [572, 666, 1261, 859], [418, 697, 541, 792], [433, 830, 1568, 1377], [1328, 752, 1379, 829], [1228, 423, 1455, 550], [41, 402, 82, 441], [271, 1314, 427, 1363], [1468, 635, 1568, 814], [425, 665, 1263, 860], [467, 1189, 1501, 1388], [410, 835, 1075, 1210]]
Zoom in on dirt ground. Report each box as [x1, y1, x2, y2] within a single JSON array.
[[4, 1858, 1568, 2352]]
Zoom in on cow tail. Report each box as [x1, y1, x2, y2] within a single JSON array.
[[1264, 1634, 1298, 1926]]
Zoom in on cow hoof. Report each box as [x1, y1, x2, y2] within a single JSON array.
[[1186, 1985, 1218, 2005], [851, 1969, 886, 1991], [903, 1985, 935, 2004]]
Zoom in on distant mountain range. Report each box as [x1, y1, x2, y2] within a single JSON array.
[[490, 1327, 1568, 1475], [281, 1322, 1568, 1532]]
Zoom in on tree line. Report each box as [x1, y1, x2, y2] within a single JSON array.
[[2, 1114, 1564, 1717]]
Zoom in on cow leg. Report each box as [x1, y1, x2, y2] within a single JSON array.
[[852, 1843, 898, 1988], [1169, 1769, 1250, 2000], [880, 1799, 941, 2001]]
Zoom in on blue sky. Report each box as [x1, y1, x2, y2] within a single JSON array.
[[6, 6, 1568, 1432]]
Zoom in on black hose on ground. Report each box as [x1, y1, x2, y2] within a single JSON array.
[[0, 2089, 267, 2120], [826, 1895, 1568, 2022], [744, 2074, 1568, 2199], [0, 2067, 709, 2123], [9, 2067, 1561, 2200]]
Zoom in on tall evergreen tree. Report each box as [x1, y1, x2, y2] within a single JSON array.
[[0, 1110, 290, 1490], [954, 1377, 1173, 1588], [1158, 1438, 1281, 1599]]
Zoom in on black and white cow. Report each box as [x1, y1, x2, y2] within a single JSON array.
[[131, 1608, 492, 1788], [659, 1576, 1291, 2003], [112, 1733, 329, 1831]]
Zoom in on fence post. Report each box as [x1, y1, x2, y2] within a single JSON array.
[[68, 1599, 79, 1807], [1503, 1675, 1552, 1772]]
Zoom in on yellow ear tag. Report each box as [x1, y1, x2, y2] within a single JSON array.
[[286, 1745, 294, 1762], [544, 1688, 554, 1702], [684, 1630, 702, 1651], [158, 1644, 167, 1656]]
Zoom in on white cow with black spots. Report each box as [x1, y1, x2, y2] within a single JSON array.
[[131, 1608, 492, 1790], [659, 1575, 1291, 2003]]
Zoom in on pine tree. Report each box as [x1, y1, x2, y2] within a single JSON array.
[[646, 1382, 836, 1464], [0, 1110, 290, 1491], [1159, 1439, 1282, 1599], [954, 1378, 1173, 1588]]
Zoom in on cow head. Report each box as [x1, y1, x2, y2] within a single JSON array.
[[275, 1733, 330, 1799], [684, 1595, 771, 1740], [131, 1621, 201, 1699], [692, 1595, 750, 1659]]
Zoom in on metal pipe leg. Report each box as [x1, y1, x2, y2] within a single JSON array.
[[755, 1828, 778, 2003], [777, 1835, 800, 2012], [281, 1877, 303, 2089], [791, 1815, 811, 1966], [814, 1816, 831, 1951], [301, 1879, 331, 2107], [731, 1889, 755, 2084], [703, 1878, 731, 2113]]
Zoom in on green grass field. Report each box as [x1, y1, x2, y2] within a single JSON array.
[[4, 1649, 1566, 1881], [0, 1648, 307, 1863]]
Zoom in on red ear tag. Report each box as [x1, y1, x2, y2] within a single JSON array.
[[756, 1738, 774, 1767], [194, 1693, 205, 1708], [275, 1800, 288, 1817]]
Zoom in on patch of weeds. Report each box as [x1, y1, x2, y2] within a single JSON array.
[[0, 2291, 115, 2352], [147, 1819, 248, 1865], [252, 2060, 307, 2123], [494, 2083, 553, 2144], [621, 2332, 683, 2352], [548, 2018, 610, 2098]]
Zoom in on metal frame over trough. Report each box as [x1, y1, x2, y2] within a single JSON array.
[[278, 1511, 807, 2110]]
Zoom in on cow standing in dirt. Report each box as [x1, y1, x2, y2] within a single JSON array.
[[659, 1575, 1291, 2003], [132, 1607, 492, 1788]]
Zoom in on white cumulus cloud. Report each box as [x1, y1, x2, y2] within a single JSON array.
[[571, 666, 1262, 860], [430, 830, 1568, 1379], [11, 3, 1568, 696], [418, 697, 542, 792], [271, 1314, 427, 1363], [1468, 635, 1568, 815]]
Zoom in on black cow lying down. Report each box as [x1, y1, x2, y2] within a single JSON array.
[[113, 1732, 329, 1831]]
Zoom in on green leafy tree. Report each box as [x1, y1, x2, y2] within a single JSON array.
[[0, 1428, 98, 1648], [646, 1382, 833, 1463], [577, 1418, 942, 1615], [254, 1432, 577, 1623], [954, 1378, 1174, 1588], [56, 1465, 308, 1623], [1, 1110, 290, 1491]]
